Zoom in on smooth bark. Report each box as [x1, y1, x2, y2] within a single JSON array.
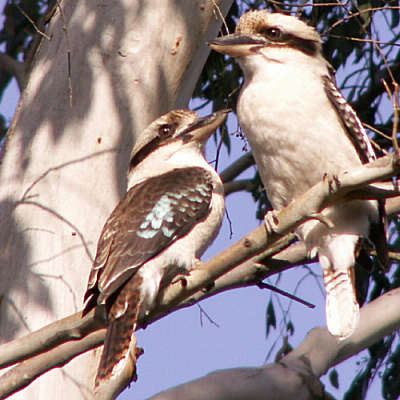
[[0, 1, 233, 398], [149, 288, 400, 400], [1, 153, 399, 397]]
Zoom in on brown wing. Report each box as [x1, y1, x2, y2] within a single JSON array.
[[83, 167, 213, 314], [323, 74, 388, 268], [323, 74, 376, 163]]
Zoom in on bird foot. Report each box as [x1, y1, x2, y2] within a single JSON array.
[[309, 212, 335, 229], [201, 281, 215, 293], [393, 149, 400, 167], [264, 209, 279, 235], [171, 272, 190, 287], [323, 173, 340, 194]]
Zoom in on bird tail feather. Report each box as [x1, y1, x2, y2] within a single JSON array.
[[323, 267, 359, 340], [95, 275, 144, 388]]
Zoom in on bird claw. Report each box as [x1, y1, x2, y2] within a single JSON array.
[[323, 173, 340, 194], [141, 311, 152, 329], [171, 273, 189, 287], [309, 212, 335, 229], [392, 149, 400, 167], [201, 281, 215, 292], [172, 259, 202, 287], [264, 210, 279, 235]]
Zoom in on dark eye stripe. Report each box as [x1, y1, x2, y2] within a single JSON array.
[[287, 35, 319, 56], [256, 24, 319, 56], [129, 137, 162, 171], [130, 122, 181, 171]]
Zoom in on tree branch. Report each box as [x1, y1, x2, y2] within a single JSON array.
[[1, 153, 400, 397], [0, 53, 26, 91], [224, 178, 254, 196], [220, 152, 255, 183], [0, 328, 105, 399], [353, 62, 400, 115], [148, 288, 400, 400], [154, 154, 400, 319], [0, 309, 103, 369], [285, 288, 400, 378]]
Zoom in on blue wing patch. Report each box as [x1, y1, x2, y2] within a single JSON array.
[[83, 167, 213, 314]]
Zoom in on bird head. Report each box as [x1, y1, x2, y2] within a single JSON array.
[[129, 109, 230, 172], [209, 11, 322, 59]]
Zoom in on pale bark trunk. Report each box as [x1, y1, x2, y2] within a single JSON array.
[[0, 1, 233, 398]]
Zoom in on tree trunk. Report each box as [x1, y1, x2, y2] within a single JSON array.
[[0, 1, 233, 398]]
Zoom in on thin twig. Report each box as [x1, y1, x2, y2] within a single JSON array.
[[322, 34, 400, 47], [393, 84, 400, 156], [2, 154, 400, 397], [327, 6, 400, 31], [257, 282, 315, 309], [335, 1, 396, 84], [214, 126, 225, 172], [56, 0, 73, 107], [383, 80, 400, 156], [364, 123, 392, 142], [197, 304, 220, 328], [14, 2, 51, 40], [211, 0, 230, 35]]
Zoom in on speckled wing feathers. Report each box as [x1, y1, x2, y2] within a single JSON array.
[[83, 167, 213, 314], [323, 74, 376, 164], [323, 74, 388, 269]]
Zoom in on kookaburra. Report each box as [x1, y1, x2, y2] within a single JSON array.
[[210, 11, 387, 339], [83, 109, 227, 389]]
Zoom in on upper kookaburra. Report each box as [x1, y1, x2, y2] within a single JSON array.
[[210, 11, 387, 339], [83, 109, 227, 390]]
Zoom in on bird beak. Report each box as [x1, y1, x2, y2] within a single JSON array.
[[184, 109, 230, 143], [209, 34, 265, 57]]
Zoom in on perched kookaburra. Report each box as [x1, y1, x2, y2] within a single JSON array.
[[83, 109, 227, 389], [210, 11, 387, 339]]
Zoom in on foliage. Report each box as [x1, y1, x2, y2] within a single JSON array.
[[194, 1, 400, 399], [0, 0, 49, 93]]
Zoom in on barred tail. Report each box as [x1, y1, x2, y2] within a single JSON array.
[[95, 275, 143, 388], [324, 267, 359, 340]]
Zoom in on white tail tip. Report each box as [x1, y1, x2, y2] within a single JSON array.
[[324, 268, 359, 340]]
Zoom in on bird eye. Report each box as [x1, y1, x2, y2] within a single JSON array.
[[263, 27, 282, 41], [159, 124, 172, 136]]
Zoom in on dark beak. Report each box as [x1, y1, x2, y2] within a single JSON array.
[[209, 34, 266, 57], [184, 109, 230, 142]]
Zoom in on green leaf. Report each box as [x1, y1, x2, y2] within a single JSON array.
[[287, 320, 294, 336], [265, 299, 276, 336], [329, 369, 339, 389]]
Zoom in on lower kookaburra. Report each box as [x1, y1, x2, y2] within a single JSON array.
[[83, 109, 227, 390], [210, 11, 387, 339]]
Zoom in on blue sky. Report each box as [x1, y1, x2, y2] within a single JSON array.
[[0, 2, 388, 399]]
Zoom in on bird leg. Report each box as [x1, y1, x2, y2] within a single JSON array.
[[323, 172, 341, 194], [309, 213, 335, 229], [171, 259, 201, 286], [171, 273, 189, 287]]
